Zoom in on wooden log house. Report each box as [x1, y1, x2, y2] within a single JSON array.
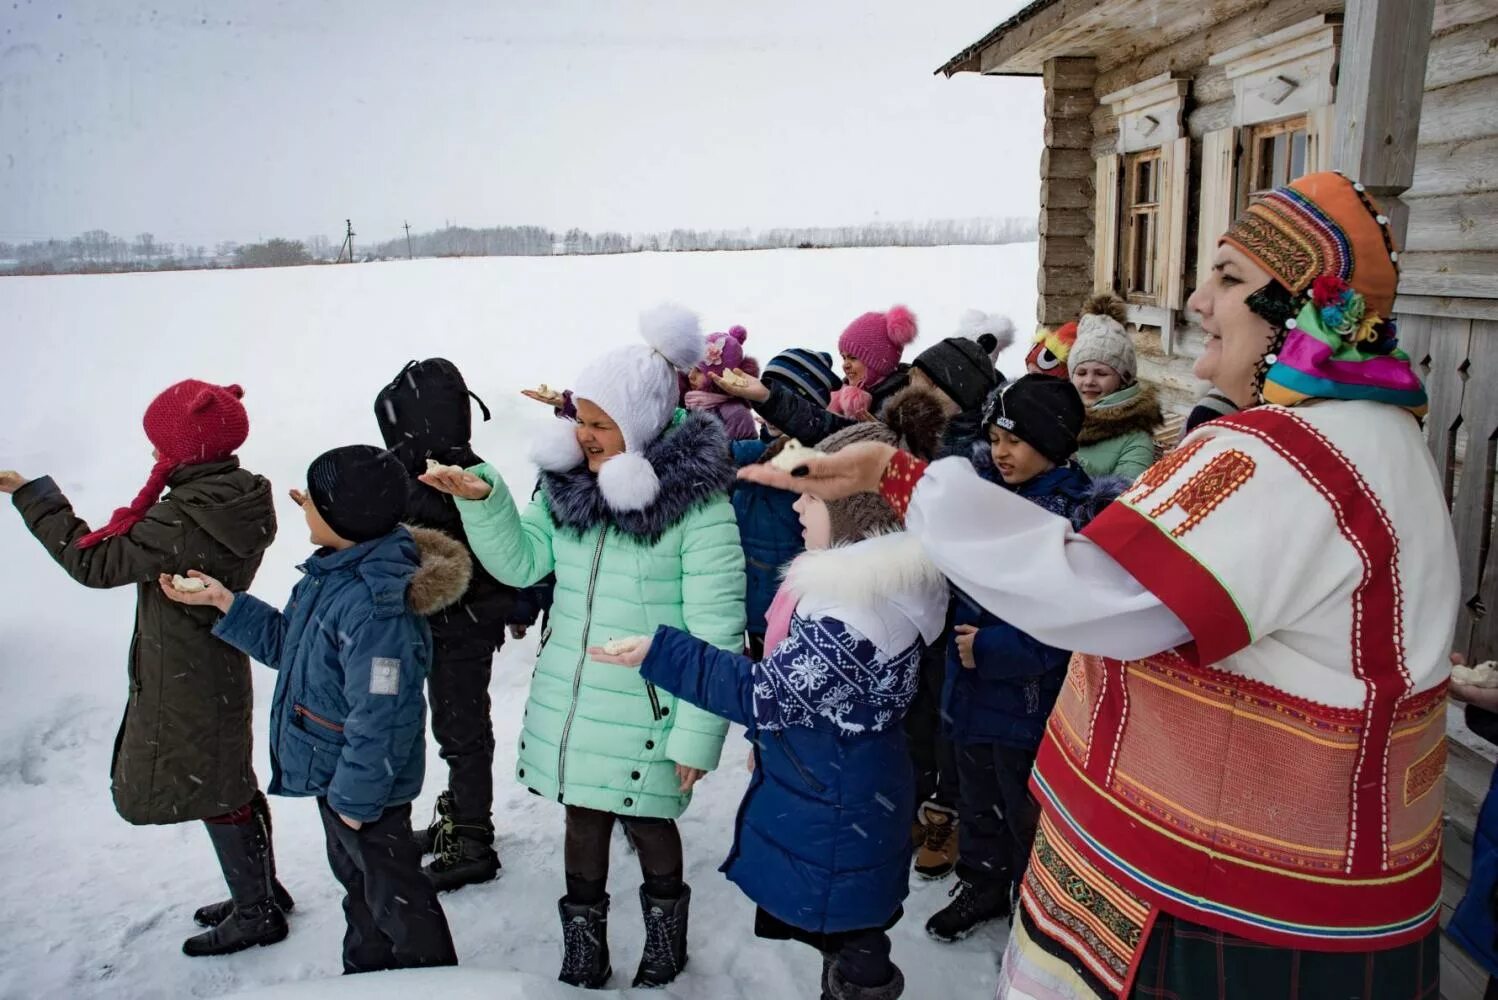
[[941, 1, 1498, 995]]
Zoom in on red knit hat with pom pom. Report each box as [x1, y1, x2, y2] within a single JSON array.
[[76, 380, 249, 549], [837, 305, 918, 387]]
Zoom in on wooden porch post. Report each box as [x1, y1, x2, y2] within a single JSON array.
[[1332, 0, 1438, 248], [1038, 56, 1097, 328]]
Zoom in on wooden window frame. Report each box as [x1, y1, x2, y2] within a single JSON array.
[[1122, 147, 1164, 307], [1239, 114, 1310, 213]]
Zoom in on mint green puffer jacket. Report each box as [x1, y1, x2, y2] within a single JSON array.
[[456, 411, 746, 819]]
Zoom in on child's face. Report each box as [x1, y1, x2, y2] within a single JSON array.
[[1071, 361, 1123, 404], [793, 493, 832, 550], [687, 369, 709, 390], [841, 354, 867, 387], [300, 493, 349, 549], [988, 426, 1056, 486], [907, 368, 961, 417], [574, 397, 628, 472]]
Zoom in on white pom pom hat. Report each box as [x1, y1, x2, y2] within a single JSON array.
[[529, 303, 707, 512]]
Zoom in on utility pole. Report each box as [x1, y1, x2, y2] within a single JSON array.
[[337, 219, 356, 263], [404, 220, 414, 260]]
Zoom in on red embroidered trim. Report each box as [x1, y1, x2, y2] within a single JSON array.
[[1125, 437, 1207, 504], [1149, 449, 1257, 536], [877, 451, 926, 520]]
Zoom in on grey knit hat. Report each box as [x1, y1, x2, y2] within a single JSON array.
[[1069, 313, 1137, 385], [818, 387, 947, 545]]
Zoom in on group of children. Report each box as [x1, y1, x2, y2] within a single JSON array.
[[0, 292, 1157, 998]]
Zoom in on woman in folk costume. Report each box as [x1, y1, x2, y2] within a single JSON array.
[[421, 304, 746, 991], [738, 172, 1458, 999]]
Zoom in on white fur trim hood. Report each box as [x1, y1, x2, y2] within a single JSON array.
[[785, 532, 949, 651]]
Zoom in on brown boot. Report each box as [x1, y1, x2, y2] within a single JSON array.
[[913, 802, 958, 880]]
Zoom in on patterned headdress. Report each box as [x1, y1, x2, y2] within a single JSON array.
[[1220, 172, 1425, 418]]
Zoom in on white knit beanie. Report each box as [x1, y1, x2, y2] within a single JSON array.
[[954, 309, 1016, 363], [1069, 313, 1136, 384], [530, 303, 707, 511]]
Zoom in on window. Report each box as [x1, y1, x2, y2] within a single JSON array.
[[1242, 115, 1309, 209], [1122, 148, 1162, 305]]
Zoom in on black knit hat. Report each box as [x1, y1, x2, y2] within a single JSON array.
[[912, 337, 1000, 413], [306, 445, 409, 544], [983, 374, 1086, 466]]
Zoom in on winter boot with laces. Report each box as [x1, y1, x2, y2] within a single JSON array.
[[183, 803, 290, 956], [413, 790, 454, 855], [913, 802, 959, 880], [632, 883, 691, 988], [558, 894, 612, 989], [826, 963, 906, 1000], [924, 879, 1011, 943], [191, 792, 295, 930], [424, 816, 501, 891]]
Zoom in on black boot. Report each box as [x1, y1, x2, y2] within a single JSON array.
[[424, 817, 501, 891], [413, 790, 454, 855], [924, 879, 1010, 943], [183, 806, 290, 956], [827, 963, 905, 999], [191, 793, 295, 929], [632, 883, 690, 988], [558, 895, 612, 989]]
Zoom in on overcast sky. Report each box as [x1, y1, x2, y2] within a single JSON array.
[[2, 1, 1039, 246]]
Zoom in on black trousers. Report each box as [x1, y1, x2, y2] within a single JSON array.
[[754, 906, 899, 989], [905, 643, 959, 812], [953, 741, 1040, 891], [318, 798, 457, 974], [563, 804, 683, 903], [428, 612, 504, 826]]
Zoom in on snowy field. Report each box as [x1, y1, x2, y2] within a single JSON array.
[[0, 243, 1036, 999]]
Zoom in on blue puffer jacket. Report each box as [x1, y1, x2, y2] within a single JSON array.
[[214, 526, 471, 822], [1450, 707, 1498, 976], [730, 438, 804, 637], [639, 533, 947, 933], [942, 457, 1124, 749]]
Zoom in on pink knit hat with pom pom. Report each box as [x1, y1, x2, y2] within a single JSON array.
[[699, 325, 749, 376], [837, 305, 918, 387]]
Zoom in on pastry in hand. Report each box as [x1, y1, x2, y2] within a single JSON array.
[[171, 574, 208, 593], [767, 439, 826, 472], [1453, 661, 1498, 689]]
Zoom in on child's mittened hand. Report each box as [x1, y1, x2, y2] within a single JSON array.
[[954, 624, 979, 670], [418, 468, 492, 501], [710, 369, 770, 403], [157, 571, 234, 613], [0, 470, 28, 494], [587, 635, 653, 667]]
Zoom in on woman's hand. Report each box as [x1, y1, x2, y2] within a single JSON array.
[[587, 635, 654, 667], [675, 764, 707, 793], [710, 369, 770, 404], [0, 470, 29, 494], [954, 624, 979, 670], [419, 467, 493, 501], [736, 441, 897, 501], [1449, 652, 1498, 712], [157, 571, 235, 614]]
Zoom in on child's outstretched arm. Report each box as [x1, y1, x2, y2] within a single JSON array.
[[183, 576, 292, 670], [426, 463, 557, 588], [591, 627, 756, 728], [8, 475, 190, 589], [326, 613, 419, 824]]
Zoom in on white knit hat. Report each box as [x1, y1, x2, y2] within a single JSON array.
[[530, 303, 707, 511], [1069, 313, 1136, 384], [954, 309, 1016, 363]]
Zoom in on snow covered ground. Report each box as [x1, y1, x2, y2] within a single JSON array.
[[0, 243, 1036, 999]]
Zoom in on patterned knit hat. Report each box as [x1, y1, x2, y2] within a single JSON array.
[[818, 387, 947, 545], [837, 305, 919, 387], [763, 347, 840, 407], [1222, 173, 1424, 417], [698, 325, 748, 377], [530, 303, 708, 512], [76, 380, 250, 549], [1069, 320, 1136, 385], [1220, 171, 1399, 316]]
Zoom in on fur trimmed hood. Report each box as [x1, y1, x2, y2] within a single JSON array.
[[1078, 382, 1164, 445], [784, 532, 949, 645], [405, 524, 473, 615], [541, 409, 735, 544]]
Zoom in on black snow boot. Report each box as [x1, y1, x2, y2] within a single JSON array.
[[558, 895, 612, 989], [424, 816, 501, 891], [827, 963, 905, 1000], [183, 805, 290, 956], [191, 792, 295, 929], [632, 883, 691, 988], [924, 879, 1011, 943], [413, 790, 454, 855]]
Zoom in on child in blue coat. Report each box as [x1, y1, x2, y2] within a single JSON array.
[[924, 375, 1124, 943], [592, 407, 949, 1000], [161, 444, 468, 974]]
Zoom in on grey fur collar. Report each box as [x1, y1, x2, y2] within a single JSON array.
[[542, 410, 734, 544], [406, 525, 473, 615]]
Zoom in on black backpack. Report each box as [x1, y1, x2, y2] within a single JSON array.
[[375, 358, 491, 474]]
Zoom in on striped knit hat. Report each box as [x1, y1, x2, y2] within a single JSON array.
[[1221, 172, 1425, 418], [762, 347, 840, 407]]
